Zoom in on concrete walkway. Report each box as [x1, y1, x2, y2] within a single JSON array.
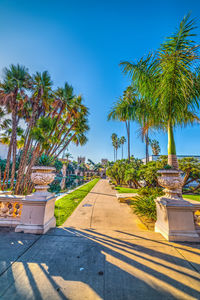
[[0, 179, 200, 300]]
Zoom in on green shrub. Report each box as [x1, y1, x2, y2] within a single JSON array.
[[138, 187, 164, 197], [131, 187, 164, 221], [131, 195, 157, 221]]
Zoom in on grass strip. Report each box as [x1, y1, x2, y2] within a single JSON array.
[[183, 194, 200, 202], [115, 186, 138, 193], [55, 178, 100, 226]]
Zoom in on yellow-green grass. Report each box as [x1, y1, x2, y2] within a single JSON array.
[[115, 186, 138, 193], [183, 194, 200, 202], [55, 178, 99, 226]]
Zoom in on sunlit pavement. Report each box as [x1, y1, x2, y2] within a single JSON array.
[[0, 180, 200, 299]]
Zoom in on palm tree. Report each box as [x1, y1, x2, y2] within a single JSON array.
[[120, 15, 199, 169], [0, 64, 31, 190], [120, 136, 126, 159], [15, 71, 53, 194], [156, 15, 199, 168], [108, 86, 138, 161], [150, 139, 161, 155], [111, 133, 117, 161]]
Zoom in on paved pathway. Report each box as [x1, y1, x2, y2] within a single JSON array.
[[0, 179, 200, 300]]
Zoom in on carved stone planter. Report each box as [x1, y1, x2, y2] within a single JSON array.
[[31, 166, 56, 195], [15, 166, 56, 234], [155, 169, 200, 242]]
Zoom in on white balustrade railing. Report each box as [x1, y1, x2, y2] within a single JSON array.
[[0, 195, 24, 227]]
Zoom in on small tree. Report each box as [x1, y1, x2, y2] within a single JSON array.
[[150, 139, 160, 155]]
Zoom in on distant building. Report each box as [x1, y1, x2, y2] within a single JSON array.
[[101, 159, 108, 166], [142, 155, 200, 164], [77, 156, 85, 164]]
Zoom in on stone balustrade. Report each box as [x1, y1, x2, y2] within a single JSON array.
[[0, 195, 24, 227]]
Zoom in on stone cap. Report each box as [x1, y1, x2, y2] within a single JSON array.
[[32, 166, 56, 172]]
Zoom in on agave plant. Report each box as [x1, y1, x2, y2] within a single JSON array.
[[37, 154, 55, 167]]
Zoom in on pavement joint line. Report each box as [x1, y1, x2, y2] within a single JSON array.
[[0, 234, 42, 277], [175, 247, 200, 274]]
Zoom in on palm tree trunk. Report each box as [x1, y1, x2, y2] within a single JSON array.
[[122, 145, 123, 159], [145, 130, 149, 164], [54, 133, 76, 158], [127, 121, 130, 161], [15, 95, 41, 194], [19, 143, 41, 194], [168, 120, 179, 169], [10, 107, 17, 190], [2, 139, 13, 190]]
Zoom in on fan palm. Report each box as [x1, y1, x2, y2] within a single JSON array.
[[0, 64, 31, 189], [15, 71, 53, 194]]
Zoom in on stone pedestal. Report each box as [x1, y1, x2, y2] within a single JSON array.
[[15, 193, 56, 234], [155, 197, 200, 242], [155, 169, 200, 242]]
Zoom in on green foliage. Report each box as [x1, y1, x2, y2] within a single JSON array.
[[30, 117, 54, 146], [106, 158, 142, 186], [55, 179, 99, 226], [38, 154, 54, 167], [131, 186, 163, 221], [138, 161, 159, 187], [150, 139, 160, 155], [54, 159, 63, 171], [0, 159, 7, 175], [49, 180, 61, 194], [131, 195, 157, 221], [163, 164, 172, 170]]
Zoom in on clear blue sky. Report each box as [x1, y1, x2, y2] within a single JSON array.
[[0, 0, 199, 162]]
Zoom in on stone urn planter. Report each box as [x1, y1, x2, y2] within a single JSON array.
[[31, 166, 56, 195], [157, 169, 184, 201], [155, 168, 200, 242]]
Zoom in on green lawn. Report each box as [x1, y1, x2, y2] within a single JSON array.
[[115, 186, 138, 193], [182, 194, 200, 202], [55, 178, 99, 226]]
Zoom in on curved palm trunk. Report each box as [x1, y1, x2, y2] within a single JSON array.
[[54, 133, 76, 159], [168, 120, 179, 169], [122, 144, 123, 159], [19, 143, 41, 194], [15, 94, 41, 194]]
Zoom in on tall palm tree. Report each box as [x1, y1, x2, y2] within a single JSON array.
[[108, 86, 138, 161], [120, 136, 126, 159], [15, 71, 53, 194], [0, 64, 31, 189], [111, 133, 117, 161], [120, 15, 199, 169]]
